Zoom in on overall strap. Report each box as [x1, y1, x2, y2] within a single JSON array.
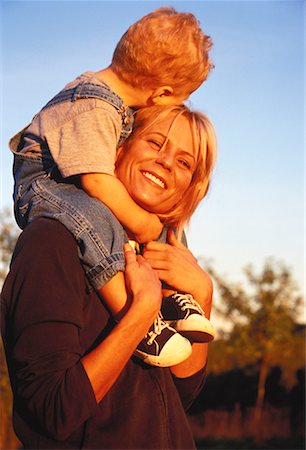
[[42, 81, 125, 112], [41, 81, 134, 146]]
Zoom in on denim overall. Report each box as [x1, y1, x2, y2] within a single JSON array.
[[10, 81, 135, 290]]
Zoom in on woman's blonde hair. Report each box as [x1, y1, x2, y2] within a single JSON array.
[[118, 105, 217, 233], [111, 7, 213, 97]]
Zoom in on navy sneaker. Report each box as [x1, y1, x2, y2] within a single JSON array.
[[133, 312, 192, 367], [161, 292, 215, 343]]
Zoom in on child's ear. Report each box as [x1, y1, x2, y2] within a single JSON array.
[[150, 86, 174, 105]]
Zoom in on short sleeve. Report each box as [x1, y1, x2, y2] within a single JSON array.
[[45, 103, 121, 178]]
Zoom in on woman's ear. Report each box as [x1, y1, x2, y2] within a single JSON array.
[[114, 145, 125, 172], [116, 145, 124, 158]]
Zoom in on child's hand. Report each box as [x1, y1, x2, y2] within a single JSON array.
[[133, 214, 163, 243]]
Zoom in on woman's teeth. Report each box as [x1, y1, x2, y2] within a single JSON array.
[[142, 171, 165, 188]]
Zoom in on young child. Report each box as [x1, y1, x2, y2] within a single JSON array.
[[10, 7, 215, 367]]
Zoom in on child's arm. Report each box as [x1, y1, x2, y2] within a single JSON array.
[[81, 173, 163, 243]]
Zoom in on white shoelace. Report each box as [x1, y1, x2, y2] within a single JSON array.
[[172, 293, 205, 316], [146, 312, 169, 345]]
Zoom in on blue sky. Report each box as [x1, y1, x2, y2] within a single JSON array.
[[1, 1, 304, 319]]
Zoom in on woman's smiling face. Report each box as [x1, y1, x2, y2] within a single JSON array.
[[115, 114, 196, 215]]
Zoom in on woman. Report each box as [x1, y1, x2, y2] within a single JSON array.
[[98, 105, 216, 366], [1, 105, 216, 449]]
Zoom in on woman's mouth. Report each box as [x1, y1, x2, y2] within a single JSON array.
[[141, 171, 166, 189]]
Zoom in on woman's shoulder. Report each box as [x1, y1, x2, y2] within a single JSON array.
[[12, 218, 80, 270]]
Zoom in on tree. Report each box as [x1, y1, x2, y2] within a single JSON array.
[[0, 208, 21, 449], [0, 208, 20, 286], [208, 258, 304, 444]]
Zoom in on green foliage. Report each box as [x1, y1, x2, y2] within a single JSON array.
[[208, 258, 303, 370], [206, 258, 304, 444], [208, 327, 305, 389]]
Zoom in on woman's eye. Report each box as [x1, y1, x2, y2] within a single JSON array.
[[178, 159, 191, 169], [148, 140, 161, 149]]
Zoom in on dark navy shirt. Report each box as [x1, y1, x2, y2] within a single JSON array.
[[1, 218, 206, 449]]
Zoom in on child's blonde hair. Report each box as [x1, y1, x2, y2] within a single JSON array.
[[119, 105, 217, 233], [111, 7, 213, 97]]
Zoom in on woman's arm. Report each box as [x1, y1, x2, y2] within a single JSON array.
[[2, 221, 162, 440], [142, 229, 213, 378], [142, 229, 213, 310], [82, 244, 162, 401]]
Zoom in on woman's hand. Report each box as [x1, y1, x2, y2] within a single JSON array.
[[83, 244, 163, 402], [124, 243, 162, 321], [142, 230, 213, 379], [142, 229, 213, 313]]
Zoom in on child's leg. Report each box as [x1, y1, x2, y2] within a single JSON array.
[[161, 291, 215, 343], [19, 173, 129, 315], [98, 271, 130, 318], [21, 176, 127, 291]]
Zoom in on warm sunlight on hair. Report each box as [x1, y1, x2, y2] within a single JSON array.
[[111, 7, 213, 97], [120, 105, 217, 234]]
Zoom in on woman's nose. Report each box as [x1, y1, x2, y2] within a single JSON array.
[[156, 148, 173, 170]]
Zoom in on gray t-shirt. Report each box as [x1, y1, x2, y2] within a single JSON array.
[[12, 72, 122, 177]]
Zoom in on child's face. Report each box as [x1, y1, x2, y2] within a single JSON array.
[[115, 114, 196, 215]]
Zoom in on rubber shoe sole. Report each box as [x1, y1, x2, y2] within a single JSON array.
[[170, 314, 216, 343], [134, 333, 192, 367]]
